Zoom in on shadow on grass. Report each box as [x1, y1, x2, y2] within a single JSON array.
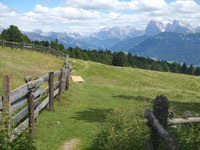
[[113, 94, 152, 102], [71, 108, 112, 123], [113, 94, 200, 116], [170, 101, 200, 116]]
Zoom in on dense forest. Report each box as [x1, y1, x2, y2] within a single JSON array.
[[1, 25, 200, 76]]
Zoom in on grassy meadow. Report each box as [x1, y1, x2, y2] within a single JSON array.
[[1, 47, 200, 149]]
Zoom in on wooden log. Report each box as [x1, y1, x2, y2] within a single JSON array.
[[168, 117, 200, 125], [49, 72, 54, 112], [3, 75, 11, 113], [27, 91, 35, 139], [144, 109, 179, 150], [58, 68, 64, 100]]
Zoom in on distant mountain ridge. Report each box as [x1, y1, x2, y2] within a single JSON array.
[[22, 20, 198, 51], [129, 32, 200, 65]]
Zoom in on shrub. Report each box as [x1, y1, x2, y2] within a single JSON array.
[[0, 112, 36, 150], [169, 123, 200, 150], [92, 108, 149, 150]]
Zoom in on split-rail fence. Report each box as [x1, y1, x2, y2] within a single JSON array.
[[0, 41, 72, 141]]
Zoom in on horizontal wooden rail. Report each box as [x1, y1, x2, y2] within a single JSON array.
[[0, 46, 72, 141], [168, 117, 200, 125]]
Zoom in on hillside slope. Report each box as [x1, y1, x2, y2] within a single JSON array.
[[0, 47, 64, 95], [1, 47, 200, 150], [37, 58, 200, 149]]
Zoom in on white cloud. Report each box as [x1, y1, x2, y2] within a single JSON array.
[[0, 0, 199, 35]]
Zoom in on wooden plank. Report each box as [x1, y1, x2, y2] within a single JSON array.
[[54, 71, 61, 78], [0, 96, 3, 110], [10, 118, 29, 142], [42, 87, 49, 96], [41, 74, 49, 83], [10, 88, 42, 113], [54, 81, 60, 89], [66, 68, 71, 89], [28, 91, 35, 139], [54, 88, 59, 97], [62, 68, 67, 92], [49, 72, 54, 112], [58, 68, 64, 100], [144, 109, 179, 150], [168, 117, 200, 125], [11, 96, 42, 124], [3, 75, 11, 113], [10, 84, 29, 104], [27, 79, 43, 89]]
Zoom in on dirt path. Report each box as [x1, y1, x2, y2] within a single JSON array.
[[62, 138, 80, 150]]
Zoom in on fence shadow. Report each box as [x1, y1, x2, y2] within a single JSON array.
[[71, 108, 112, 123], [170, 101, 200, 116], [113, 94, 152, 102]]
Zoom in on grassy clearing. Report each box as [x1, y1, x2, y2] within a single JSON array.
[[35, 59, 200, 150], [1, 47, 200, 149]]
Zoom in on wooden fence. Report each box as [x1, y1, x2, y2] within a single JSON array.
[[0, 39, 67, 59], [144, 95, 200, 150], [0, 56, 72, 141]]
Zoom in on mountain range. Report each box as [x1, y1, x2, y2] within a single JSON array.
[[20, 20, 199, 50], [1, 20, 200, 65]]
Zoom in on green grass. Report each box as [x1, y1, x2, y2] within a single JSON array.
[[1, 47, 200, 149]]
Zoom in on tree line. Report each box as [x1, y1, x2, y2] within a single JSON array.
[[1, 25, 200, 76]]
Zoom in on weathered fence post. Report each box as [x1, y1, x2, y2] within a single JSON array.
[[27, 90, 35, 139], [2, 39, 4, 48], [3, 75, 11, 113], [145, 95, 179, 150], [64, 56, 72, 90], [22, 41, 25, 49], [152, 95, 169, 150], [58, 68, 64, 100], [49, 72, 54, 112], [25, 76, 35, 138]]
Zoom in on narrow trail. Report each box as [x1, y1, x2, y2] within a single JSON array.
[[62, 139, 80, 150]]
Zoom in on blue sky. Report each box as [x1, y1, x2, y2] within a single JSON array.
[[1, 0, 178, 12], [0, 0, 200, 34]]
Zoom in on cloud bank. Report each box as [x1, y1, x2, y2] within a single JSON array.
[[0, 0, 199, 35]]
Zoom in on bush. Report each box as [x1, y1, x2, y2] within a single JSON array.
[[169, 123, 200, 150], [92, 108, 149, 150], [0, 112, 36, 150]]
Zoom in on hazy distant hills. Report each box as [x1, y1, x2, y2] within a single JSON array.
[[130, 32, 200, 65], [110, 35, 149, 52]]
